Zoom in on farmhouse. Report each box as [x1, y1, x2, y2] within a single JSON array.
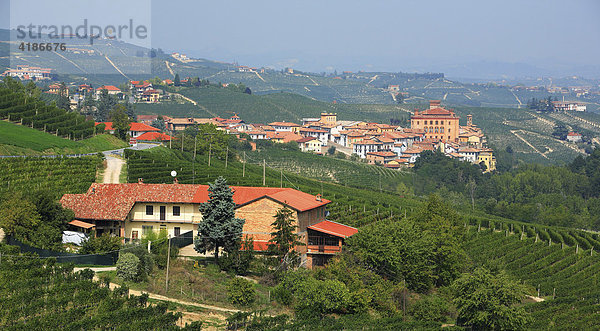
[[566, 132, 583, 142], [297, 136, 322, 153], [61, 183, 355, 268], [96, 122, 160, 138]]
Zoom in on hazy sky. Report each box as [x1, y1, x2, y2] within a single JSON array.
[[3, 0, 600, 76]]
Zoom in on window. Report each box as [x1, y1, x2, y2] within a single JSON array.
[[441, 121, 444, 125], [160, 224, 167, 233], [142, 225, 153, 235], [173, 206, 181, 216], [132, 231, 138, 240], [160, 206, 166, 220], [435, 121, 438, 125], [146, 205, 153, 215], [174, 227, 181, 237]]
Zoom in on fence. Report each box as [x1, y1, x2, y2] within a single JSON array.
[[171, 231, 194, 248], [5, 236, 118, 265]]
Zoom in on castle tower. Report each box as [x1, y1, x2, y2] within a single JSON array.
[[467, 114, 473, 127]]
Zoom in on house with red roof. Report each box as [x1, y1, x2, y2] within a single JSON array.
[[566, 132, 583, 142], [96, 122, 160, 138], [297, 136, 322, 153], [140, 89, 161, 103], [61, 183, 356, 268], [96, 85, 121, 96], [136, 131, 173, 142]]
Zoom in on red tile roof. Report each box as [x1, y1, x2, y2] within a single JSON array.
[[296, 136, 319, 143], [97, 85, 121, 92], [308, 220, 358, 238], [61, 184, 331, 221], [567, 132, 582, 136], [96, 122, 160, 132], [137, 132, 172, 141]]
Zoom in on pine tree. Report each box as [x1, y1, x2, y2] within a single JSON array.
[[268, 206, 304, 270], [174, 73, 180, 86], [194, 176, 245, 261]]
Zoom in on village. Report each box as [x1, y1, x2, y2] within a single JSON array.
[[105, 99, 498, 172]]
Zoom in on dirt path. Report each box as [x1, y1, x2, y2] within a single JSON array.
[[103, 156, 124, 183], [527, 295, 545, 302], [104, 55, 130, 80], [165, 60, 175, 77], [79, 268, 242, 314], [510, 130, 549, 159]]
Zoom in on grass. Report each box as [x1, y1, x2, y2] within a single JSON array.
[[0, 120, 128, 155], [106, 259, 286, 315]]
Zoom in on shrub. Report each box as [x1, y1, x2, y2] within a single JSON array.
[[409, 294, 450, 322], [80, 233, 122, 254], [117, 252, 141, 282], [227, 277, 256, 306]]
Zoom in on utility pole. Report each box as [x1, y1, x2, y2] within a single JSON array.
[[193, 135, 197, 159], [225, 146, 229, 168], [263, 159, 266, 186], [193, 135, 197, 184], [181, 133, 184, 152], [169, 132, 172, 149], [165, 236, 171, 293], [208, 143, 212, 167], [242, 151, 246, 177], [280, 169, 283, 188]]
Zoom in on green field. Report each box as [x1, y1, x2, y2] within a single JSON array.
[[0, 121, 127, 155]]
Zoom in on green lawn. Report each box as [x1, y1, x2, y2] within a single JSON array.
[[0, 120, 128, 155]]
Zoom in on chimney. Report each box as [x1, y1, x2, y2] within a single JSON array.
[[315, 194, 322, 202], [173, 177, 178, 184], [429, 100, 441, 109], [91, 187, 96, 194], [138, 178, 144, 184]]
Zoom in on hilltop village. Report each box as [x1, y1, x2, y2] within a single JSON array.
[[141, 100, 496, 172]]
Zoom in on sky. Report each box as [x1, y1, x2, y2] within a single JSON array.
[[3, 0, 600, 78]]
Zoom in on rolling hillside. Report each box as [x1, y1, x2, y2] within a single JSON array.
[[5, 28, 599, 108], [0, 120, 127, 155], [466, 230, 600, 329]]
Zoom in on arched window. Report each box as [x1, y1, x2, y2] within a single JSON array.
[[435, 121, 438, 125]]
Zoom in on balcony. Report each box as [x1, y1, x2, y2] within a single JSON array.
[[307, 236, 341, 254]]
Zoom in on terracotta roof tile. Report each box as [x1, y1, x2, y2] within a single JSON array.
[[308, 220, 358, 238], [61, 184, 331, 221]]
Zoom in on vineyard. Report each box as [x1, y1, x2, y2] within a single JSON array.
[[124, 147, 423, 228], [465, 229, 600, 329], [0, 87, 96, 140], [0, 257, 182, 329], [246, 146, 408, 192], [0, 156, 101, 198]]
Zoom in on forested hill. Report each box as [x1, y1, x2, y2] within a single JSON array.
[[411, 149, 600, 230]]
